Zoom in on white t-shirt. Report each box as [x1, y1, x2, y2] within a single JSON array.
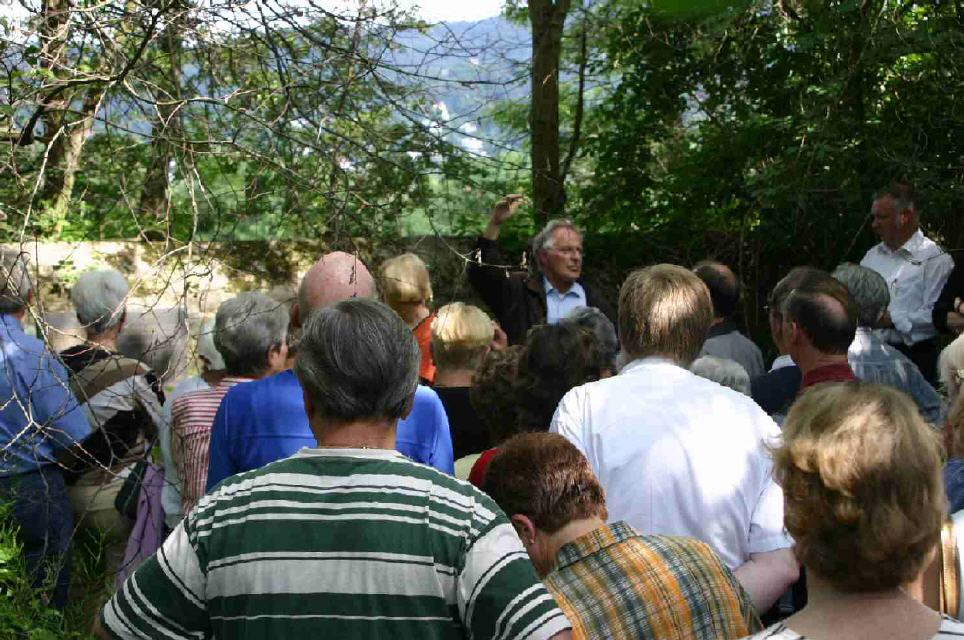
[[550, 357, 791, 569]]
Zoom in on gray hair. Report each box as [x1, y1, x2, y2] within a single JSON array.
[[71, 269, 129, 334], [690, 356, 750, 395], [831, 263, 889, 328], [214, 292, 289, 377], [197, 317, 226, 371], [295, 298, 419, 422], [0, 249, 32, 314], [562, 307, 618, 372], [531, 219, 581, 261]]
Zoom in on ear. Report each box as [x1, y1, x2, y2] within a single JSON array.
[[510, 514, 538, 546], [290, 302, 301, 331], [399, 391, 415, 420], [301, 385, 316, 423]]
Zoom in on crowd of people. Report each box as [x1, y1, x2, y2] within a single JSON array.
[[3, 181, 964, 639]]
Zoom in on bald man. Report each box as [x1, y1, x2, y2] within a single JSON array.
[[204, 252, 454, 492], [693, 261, 765, 378], [780, 274, 858, 390]]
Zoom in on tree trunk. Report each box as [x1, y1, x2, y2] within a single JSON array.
[[139, 3, 186, 231], [529, 0, 570, 227]]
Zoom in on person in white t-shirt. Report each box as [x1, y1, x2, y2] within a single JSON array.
[[551, 264, 798, 613]]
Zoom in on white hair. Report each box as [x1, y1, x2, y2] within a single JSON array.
[[214, 292, 289, 377], [196, 317, 226, 371], [0, 249, 32, 314], [531, 219, 581, 251], [71, 268, 129, 334], [690, 356, 751, 396], [939, 335, 964, 400]]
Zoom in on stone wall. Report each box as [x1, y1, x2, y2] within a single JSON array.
[[7, 237, 492, 383]]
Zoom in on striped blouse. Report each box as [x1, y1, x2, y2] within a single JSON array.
[[171, 376, 251, 515]]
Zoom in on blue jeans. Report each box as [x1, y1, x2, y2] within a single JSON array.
[[0, 465, 73, 609]]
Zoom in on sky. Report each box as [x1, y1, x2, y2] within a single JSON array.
[[407, 0, 504, 22], [0, 1, 506, 23]]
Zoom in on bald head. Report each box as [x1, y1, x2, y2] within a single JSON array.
[[294, 252, 377, 327], [782, 276, 856, 355], [693, 260, 739, 319]]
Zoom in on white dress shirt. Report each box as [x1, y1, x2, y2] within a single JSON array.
[[860, 229, 954, 346], [550, 357, 791, 570], [544, 277, 587, 324]]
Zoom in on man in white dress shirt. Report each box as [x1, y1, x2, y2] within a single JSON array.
[[859, 181, 953, 383], [551, 264, 798, 614]]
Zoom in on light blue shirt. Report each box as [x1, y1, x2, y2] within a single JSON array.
[[0, 314, 91, 476], [544, 277, 587, 324]]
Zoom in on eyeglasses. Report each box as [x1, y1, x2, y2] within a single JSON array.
[[548, 247, 584, 258]]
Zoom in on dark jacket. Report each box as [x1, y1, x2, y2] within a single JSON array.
[[465, 236, 616, 345], [934, 253, 964, 333]]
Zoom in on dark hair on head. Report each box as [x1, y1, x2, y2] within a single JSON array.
[[517, 324, 603, 432], [782, 276, 857, 355], [295, 298, 420, 422], [768, 266, 826, 316], [483, 432, 607, 534], [874, 180, 918, 212], [693, 261, 740, 319], [470, 346, 525, 445]]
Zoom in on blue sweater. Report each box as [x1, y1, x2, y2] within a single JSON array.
[[206, 369, 453, 491]]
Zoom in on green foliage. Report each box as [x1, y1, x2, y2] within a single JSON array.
[[0, 505, 89, 639], [577, 0, 964, 334]]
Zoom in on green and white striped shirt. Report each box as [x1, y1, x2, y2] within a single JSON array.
[[101, 448, 570, 639]]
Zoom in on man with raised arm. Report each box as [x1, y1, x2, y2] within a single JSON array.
[[466, 194, 614, 344]]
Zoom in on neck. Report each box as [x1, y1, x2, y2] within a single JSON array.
[[202, 370, 227, 386], [795, 349, 849, 376], [710, 316, 726, 327], [432, 368, 475, 387], [545, 273, 574, 294], [803, 571, 905, 607], [86, 331, 118, 352], [399, 303, 430, 328], [886, 226, 918, 251], [312, 417, 397, 450], [543, 517, 606, 572]]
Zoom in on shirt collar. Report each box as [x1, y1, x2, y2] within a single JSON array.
[[553, 521, 636, 572], [620, 355, 682, 375], [0, 314, 24, 333], [800, 362, 856, 390], [294, 447, 405, 462], [543, 276, 585, 298], [878, 228, 924, 257], [707, 318, 739, 339]]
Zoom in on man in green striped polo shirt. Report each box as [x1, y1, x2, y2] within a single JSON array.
[[96, 298, 571, 640]]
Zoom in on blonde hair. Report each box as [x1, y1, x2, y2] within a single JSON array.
[[431, 302, 492, 370], [618, 264, 713, 365], [380, 253, 433, 306], [774, 382, 944, 592]]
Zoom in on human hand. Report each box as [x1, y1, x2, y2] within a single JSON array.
[[491, 324, 508, 351], [490, 194, 526, 226]]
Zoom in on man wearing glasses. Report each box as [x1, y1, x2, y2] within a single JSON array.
[[467, 194, 614, 345]]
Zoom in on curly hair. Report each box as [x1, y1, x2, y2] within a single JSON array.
[[773, 382, 944, 592], [470, 346, 525, 445], [517, 323, 603, 432]]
